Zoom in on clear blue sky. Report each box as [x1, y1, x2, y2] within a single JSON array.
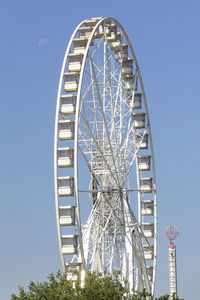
[[0, 1, 199, 299]]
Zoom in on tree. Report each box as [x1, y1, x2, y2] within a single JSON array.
[[11, 271, 184, 300], [155, 294, 184, 300]]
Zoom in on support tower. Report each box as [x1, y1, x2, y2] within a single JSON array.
[[164, 225, 179, 299]]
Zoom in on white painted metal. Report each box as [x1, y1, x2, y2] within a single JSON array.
[[57, 176, 74, 197], [146, 266, 153, 282], [73, 37, 88, 54], [168, 243, 177, 299], [115, 43, 128, 61], [136, 133, 148, 149], [110, 33, 122, 50], [141, 200, 154, 216], [132, 113, 146, 129], [164, 226, 179, 299], [79, 27, 94, 38], [65, 263, 81, 280], [121, 20, 157, 291], [142, 223, 154, 238], [125, 74, 137, 91], [54, 17, 87, 272], [144, 245, 154, 260], [57, 147, 74, 168], [58, 120, 74, 140], [64, 72, 80, 92], [140, 177, 153, 193], [138, 156, 151, 171], [68, 53, 83, 72], [59, 206, 75, 226], [128, 92, 142, 109], [60, 95, 76, 115], [62, 235, 78, 254], [107, 24, 117, 41], [54, 16, 157, 296], [122, 58, 133, 75]]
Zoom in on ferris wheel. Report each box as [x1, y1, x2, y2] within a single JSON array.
[[54, 17, 157, 295]]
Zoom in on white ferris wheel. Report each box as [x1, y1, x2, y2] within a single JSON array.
[[54, 17, 157, 295]]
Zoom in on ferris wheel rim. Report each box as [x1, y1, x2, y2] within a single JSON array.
[[54, 17, 90, 271], [54, 16, 157, 295]]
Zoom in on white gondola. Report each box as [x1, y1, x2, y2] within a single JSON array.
[[62, 235, 78, 255], [58, 176, 74, 197], [135, 133, 148, 149], [79, 26, 99, 39], [92, 29, 100, 39], [79, 26, 93, 37], [132, 113, 145, 129], [58, 120, 74, 140], [115, 44, 128, 61], [84, 17, 102, 27], [141, 200, 154, 216], [146, 266, 153, 281], [142, 223, 154, 238], [122, 58, 133, 75], [110, 33, 122, 50], [134, 92, 142, 109], [60, 94, 76, 115], [98, 24, 104, 36], [140, 177, 152, 193], [64, 72, 79, 92], [59, 206, 75, 226], [73, 37, 88, 54], [57, 147, 74, 168], [144, 245, 154, 260], [68, 53, 83, 72], [127, 92, 142, 109], [65, 263, 82, 281], [107, 24, 117, 42], [98, 20, 111, 37], [138, 156, 151, 171], [124, 74, 137, 90], [65, 262, 81, 273]]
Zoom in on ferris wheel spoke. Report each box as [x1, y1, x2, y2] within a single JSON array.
[[82, 43, 109, 99], [100, 194, 135, 250], [85, 193, 135, 270], [113, 71, 122, 123], [124, 202, 150, 290], [105, 41, 120, 162], [89, 210, 113, 267], [90, 61, 101, 143], [79, 111, 119, 187], [122, 138, 143, 186], [78, 146, 100, 186], [88, 51, 121, 185], [90, 221, 102, 270]]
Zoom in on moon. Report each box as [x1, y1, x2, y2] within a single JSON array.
[[38, 38, 48, 48]]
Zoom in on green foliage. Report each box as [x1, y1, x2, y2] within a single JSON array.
[[155, 293, 184, 300], [11, 271, 75, 300], [78, 272, 126, 299], [155, 295, 170, 300], [11, 271, 184, 300]]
